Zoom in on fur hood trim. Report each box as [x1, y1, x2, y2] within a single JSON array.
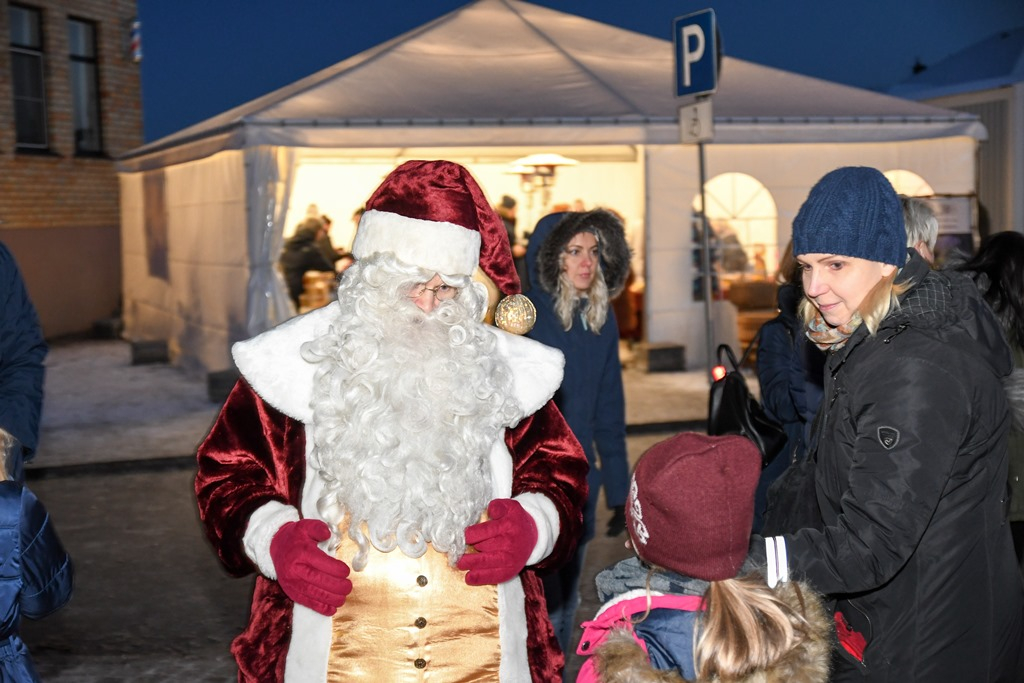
[[535, 209, 632, 298], [592, 581, 832, 683]]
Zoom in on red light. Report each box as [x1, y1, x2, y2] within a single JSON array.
[[711, 365, 727, 381]]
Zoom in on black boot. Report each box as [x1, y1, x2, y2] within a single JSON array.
[[606, 505, 626, 537]]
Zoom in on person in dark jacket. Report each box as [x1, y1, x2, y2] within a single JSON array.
[[952, 230, 1024, 564], [0, 430, 74, 682], [754, 242, 825, 533], [525, 209, 631, 664], [752, 166, 1024, 681], [279, 217, 337, 309], [0, 243, 46, 481]]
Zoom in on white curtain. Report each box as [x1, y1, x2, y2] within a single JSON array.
[[244, 146, 296, 337]]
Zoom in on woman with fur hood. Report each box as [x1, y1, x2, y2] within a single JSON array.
[[576, 432, 831, 683], [525, 209, 632, 661]]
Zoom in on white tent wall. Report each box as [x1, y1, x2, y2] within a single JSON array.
[[121, 150, 249, 376], [120, 134, 977, 377], [644, 136, 977, 369]]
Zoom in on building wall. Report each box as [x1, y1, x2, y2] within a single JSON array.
[[0, 0, 142, 337], [925, 85, 1024, 236]]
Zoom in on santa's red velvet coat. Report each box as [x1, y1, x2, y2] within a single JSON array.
[[195, 304, 588, 682]]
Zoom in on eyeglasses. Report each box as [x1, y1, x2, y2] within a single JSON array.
[[409, 282, 460, 302]]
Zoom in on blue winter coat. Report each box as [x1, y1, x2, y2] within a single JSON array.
[[0, 244, 46, 462], [0, 481, 73, 682], [753, 282, 824, 532], [524, 213, 629, 540]]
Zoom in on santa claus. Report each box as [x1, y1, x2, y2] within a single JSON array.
[[195, 160, 588, 682]]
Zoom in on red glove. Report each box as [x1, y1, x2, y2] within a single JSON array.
[[270, 519, 353, 616], [457, 498, 538, 586]]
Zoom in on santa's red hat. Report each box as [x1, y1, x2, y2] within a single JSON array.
[[353, 160, 521, 296]]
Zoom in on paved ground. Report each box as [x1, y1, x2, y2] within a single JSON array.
[[21, 337, 719, 681]]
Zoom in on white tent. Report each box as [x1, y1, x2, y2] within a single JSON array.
[[118, 0, 985, 378]]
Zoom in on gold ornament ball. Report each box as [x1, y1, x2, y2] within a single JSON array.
[[494, 294, 537, 335]]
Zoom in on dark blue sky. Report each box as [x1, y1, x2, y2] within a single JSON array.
[[137, 0, 1024, 142]]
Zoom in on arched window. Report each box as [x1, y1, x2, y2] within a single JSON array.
[[691, 173, 778, 300], [883, 170, 934, 197]]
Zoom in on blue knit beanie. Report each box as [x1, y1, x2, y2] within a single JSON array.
[[792, 167, 906, 267]]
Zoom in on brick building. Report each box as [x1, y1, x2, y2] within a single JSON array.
[[0, 0, 142, 337]]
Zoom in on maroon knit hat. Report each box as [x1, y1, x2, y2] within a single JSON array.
[[625, 432, 761, 581]]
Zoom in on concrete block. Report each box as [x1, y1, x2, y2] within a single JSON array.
[[92, 317, 124, 340], [641, 343, 686, 373], [130, 340, 169, 365]]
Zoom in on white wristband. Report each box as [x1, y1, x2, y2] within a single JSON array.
[[765, 536, 789, 588]]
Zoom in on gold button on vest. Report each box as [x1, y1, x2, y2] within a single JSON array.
[[327, 523, 502, 682]]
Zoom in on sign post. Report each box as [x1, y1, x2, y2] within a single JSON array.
[[674, 8, 718, 381]]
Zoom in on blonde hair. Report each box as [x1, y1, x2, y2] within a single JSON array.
[[799, 268, 909, 336], [553, 257, 610, 333], [694, 574, 822, 680], [0, 429, 14, 482]]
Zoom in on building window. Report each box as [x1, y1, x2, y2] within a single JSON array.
[[67, 17, 103, 154], [691, 172, 778, 300], [9, 4, 48, 149]]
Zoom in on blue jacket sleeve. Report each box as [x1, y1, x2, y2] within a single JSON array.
[[756, 319, 804, 425], [0, 244, 47, 458], [592, 309, 629, 508], [18, 486, 73, 619]]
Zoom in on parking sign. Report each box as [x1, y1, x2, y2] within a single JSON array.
[[673, 9, 717, 98]]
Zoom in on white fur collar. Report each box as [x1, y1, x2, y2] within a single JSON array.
[[232, 303, 564, 424]]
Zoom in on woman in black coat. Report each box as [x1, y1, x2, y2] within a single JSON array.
[[753, 167, 1024, 682]]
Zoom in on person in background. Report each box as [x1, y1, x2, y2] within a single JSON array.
[[751, 166, 1024, 681], [953, 230, 1024, 565], [0, 243, 46, 482], [577, 432, 831, 683], [754, 241, 824, 534], [900, 195, 938, 264], [496, 195, 530, 291], [315, 214, 352, 267], [278, 217, 337, 310], [0, 428, 74, 682], [525, 209, 631, 665]]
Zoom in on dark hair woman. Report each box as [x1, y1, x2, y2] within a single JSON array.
[[954, 230, 1024, 563]]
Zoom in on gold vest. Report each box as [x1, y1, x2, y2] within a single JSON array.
[[328, 528, 502, 682]]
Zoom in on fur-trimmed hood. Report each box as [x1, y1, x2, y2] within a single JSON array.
[[589, 580, 832, 683], [526, 209, 632, 298]]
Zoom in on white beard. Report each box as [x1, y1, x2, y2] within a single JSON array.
[[300, 254, 523, 570]]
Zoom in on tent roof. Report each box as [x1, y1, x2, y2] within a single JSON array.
[[889, 26, 1024, 100], [121, 0, 983, 169]]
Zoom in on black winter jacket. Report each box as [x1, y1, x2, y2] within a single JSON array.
[[777, 251, 1024, 682]]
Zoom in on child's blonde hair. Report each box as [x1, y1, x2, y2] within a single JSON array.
[[695, 574, 830, 681]]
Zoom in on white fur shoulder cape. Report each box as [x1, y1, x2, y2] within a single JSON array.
[[231, 302, 565, 424]]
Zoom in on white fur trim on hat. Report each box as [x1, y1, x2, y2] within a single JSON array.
[[353, 209, 480, 277]]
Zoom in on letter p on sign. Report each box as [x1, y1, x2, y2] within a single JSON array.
[[673, 9, 717, 98], [680, 25, 705, 87]]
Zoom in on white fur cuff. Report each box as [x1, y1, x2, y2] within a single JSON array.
[[243, 501, 301, 579], [515, 492, 559, 566]]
